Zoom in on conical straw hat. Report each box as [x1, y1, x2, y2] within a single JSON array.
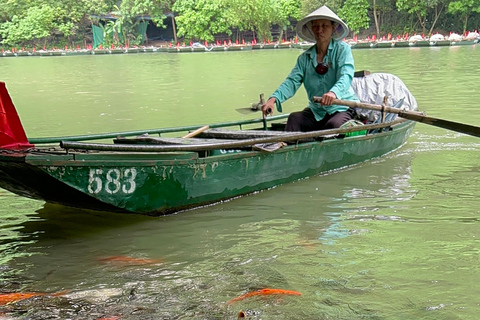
[[296, 5, 349, 41]]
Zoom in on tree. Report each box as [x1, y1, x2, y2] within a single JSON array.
[[396, 0, 449, 35], [339, 0, 370, 37], [0, 5, 56, 46], [0, 0, 118, 46], [173, 0, 231, 42], [276, 0, 301, 40], [396, 0, 428, 34], [427, 0, 450, 35], [448, 0, 480, 33], [300, 0, 344, 16], [107, 0, 168, 46], [223, 0, 277, 41]]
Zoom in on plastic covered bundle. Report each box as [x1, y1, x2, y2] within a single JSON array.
[[351, 73, 418, 123]]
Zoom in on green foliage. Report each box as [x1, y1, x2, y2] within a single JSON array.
[[0, 5, 56, 46], [225, 0, 277, 41], [222, 0, 300, 41], [339, 0, 370, 35], [448, 0, 480, 31], [396, 0, 427, 16], [395, 0, 449, 34], [1, 0, 480, 47], [173, 0, 231, 42], [300, 0, 343, 16], [277, 0, 302, 25]]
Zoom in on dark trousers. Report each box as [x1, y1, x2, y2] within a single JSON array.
[[285, 108, 353, 132]]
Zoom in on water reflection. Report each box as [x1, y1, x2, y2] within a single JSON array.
[[0, 150, 418, 319]]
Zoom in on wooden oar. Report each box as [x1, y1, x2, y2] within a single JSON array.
[[313, 98, 480, 138], [182, 125, 209, 138]]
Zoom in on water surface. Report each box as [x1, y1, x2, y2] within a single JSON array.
[[1, 46, 480, 319]]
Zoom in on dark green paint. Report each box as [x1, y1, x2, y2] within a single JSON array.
[[12, 120, 415, 215]]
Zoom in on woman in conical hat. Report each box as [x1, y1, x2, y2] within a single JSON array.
[[262, 6, 359, 132]]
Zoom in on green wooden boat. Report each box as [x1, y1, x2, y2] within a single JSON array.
[[261, 43, 277, 49], [411, 40, 430, 47], [429, 40, 451, 46], [0, 74, 418, 215], [350, 42, 374, 49], [208, 46, 227, 52], [225, 45, 252, 51], [451, 40, 476, 46], [376, 41, 395, 48], [393, 41, 410, 48], [109, 48, 126, 54]]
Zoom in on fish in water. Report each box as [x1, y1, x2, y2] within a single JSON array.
[[0, 290, 67, 305], [226, 288, 302, 305], [97, 255, 162, 266], [237, 309, 261, 318]]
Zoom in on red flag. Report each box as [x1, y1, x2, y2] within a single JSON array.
[[0, 82, 34, 149]]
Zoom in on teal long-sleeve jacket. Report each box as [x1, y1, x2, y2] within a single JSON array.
[[270, 39, 359, 121]]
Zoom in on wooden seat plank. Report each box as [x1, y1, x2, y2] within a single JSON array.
[[198, 129, 292, 139], [114, 136, 238, 145]]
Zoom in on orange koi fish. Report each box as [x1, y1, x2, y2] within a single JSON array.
[[226, 288, 302, 305], [0, 290, 67, 305], [97, 255, 162, 266]]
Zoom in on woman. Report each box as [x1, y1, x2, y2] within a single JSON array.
[[262, 6, 359, 132]]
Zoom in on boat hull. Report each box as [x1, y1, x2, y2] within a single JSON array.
[[0, 154, 123, 212], [0, 121, 415, 215]]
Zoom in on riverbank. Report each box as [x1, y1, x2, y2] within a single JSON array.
[[2, 38, 479, 57]]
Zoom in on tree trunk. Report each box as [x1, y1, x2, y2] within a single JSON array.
[[416, 12, 426, 35], [428, 4, 445, 36], [373, 0, 380, 36], [463, 15, 468, 34], [171, 14, 177, 43]]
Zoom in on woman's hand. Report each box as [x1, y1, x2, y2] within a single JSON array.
[[262, 97, 275, 117], [320, 91, 337, 106]]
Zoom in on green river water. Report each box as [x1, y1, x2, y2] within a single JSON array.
[[0, 45, 480, 319]]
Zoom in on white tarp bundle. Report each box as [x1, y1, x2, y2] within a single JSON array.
[[351, 72, 418, 122]]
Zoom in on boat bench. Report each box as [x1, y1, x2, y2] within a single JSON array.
[[112, 134, 288, 154], [114, 129, 295, 145], [197, 128, 296, 140], [114, 136, 239, 145]]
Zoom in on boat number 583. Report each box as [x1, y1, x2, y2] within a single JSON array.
[[88, 168, 137, 194]]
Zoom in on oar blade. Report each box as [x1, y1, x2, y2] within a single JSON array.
[[235, 107, 259, 115], [400, 113, 480, 138]]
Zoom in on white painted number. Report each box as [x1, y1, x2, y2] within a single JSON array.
[[122, 168, 137, 194], [88, 169, 103, 194], [106, 169, 121, 194], [87, 168, 138, 194]]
